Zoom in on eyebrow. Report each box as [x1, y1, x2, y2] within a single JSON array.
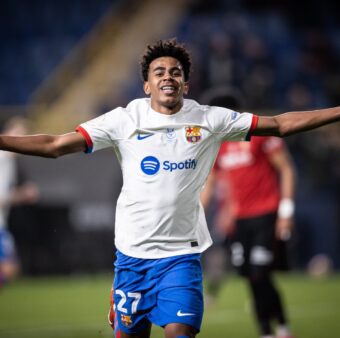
[[152, 66, 182, 73]]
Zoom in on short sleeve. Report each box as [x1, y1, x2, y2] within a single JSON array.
[[207, 106, 258, 142], [76, 107, 127, 153]]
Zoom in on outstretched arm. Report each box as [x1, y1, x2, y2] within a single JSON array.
[[0, 132, 87, 158], [252, 106, 340, 137]]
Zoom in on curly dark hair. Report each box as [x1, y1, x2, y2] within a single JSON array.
[[140, 38, 191, 82]]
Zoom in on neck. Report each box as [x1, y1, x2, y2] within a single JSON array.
[[150, 98, 183, 115]]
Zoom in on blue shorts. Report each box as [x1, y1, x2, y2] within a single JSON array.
[[0, 230, 17, 262], [113, 251, 204, 334]]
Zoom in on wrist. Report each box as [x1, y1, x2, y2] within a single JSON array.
[[278, 198, 295, 218]]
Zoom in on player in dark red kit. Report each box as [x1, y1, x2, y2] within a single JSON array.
[[202, 89, 296, 338]]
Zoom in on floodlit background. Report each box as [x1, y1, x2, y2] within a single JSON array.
[[0, 0, 339, 337]]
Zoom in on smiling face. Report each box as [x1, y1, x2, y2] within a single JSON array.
[[143, 56, 189, 115]]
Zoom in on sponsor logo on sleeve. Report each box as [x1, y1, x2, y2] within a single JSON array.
[[231, 111, 238, 120]]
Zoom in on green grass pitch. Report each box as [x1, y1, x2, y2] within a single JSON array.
[[0, 273, 339, 338]]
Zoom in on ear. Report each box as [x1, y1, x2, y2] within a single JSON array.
[[183, 82, 189, 95], [144, 82, 151, 95]]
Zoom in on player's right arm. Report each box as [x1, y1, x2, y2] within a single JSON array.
[[0, 132, 87, 158]]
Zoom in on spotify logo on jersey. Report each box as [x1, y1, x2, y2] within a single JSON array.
[[141, 156, 198, 176], [141, 156, 161, 175]]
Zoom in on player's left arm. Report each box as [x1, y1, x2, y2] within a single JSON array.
[[251, 106, 340, 137], [268, 146, 296, 240]]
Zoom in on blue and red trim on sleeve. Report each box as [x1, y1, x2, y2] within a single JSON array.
[[245, 115, 259, 141], [76, 126, 93, 153]]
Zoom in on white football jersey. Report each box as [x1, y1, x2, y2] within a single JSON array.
[[77, 98, 257, 258]]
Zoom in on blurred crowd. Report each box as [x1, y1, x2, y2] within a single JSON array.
[[180, 0, 339, 109], [0, 0, 114, 105]]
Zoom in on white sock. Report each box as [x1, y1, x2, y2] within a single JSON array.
[[276, 324, 292, 337]]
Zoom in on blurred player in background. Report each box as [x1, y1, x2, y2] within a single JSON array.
[[201, 88, 296, 338], [0, 117, 39, 289], [0, 39, 339, 338]]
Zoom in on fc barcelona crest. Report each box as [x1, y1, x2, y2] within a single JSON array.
[[185, 126, 201, 143], [121, 314, 133, 327]]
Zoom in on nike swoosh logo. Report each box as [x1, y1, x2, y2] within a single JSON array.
[[177, 310, 195, 317], [137, 133, 153, 140]]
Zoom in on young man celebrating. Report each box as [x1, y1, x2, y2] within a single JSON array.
[[0, 39, 339, 338]]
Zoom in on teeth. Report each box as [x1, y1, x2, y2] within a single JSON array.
[[162, 86, 175, 90]]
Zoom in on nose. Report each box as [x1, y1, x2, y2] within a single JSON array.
[[163, 72, 174, 81]]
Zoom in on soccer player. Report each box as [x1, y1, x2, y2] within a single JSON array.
[[201, 89, 297, 338], [0, 118, 39, 288], [0, 39, 339, 338]]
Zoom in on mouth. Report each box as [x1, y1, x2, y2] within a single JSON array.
[[160, 85, 178, 95]]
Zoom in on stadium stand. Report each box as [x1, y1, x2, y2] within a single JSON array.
[[0, 0, 188, 133]]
